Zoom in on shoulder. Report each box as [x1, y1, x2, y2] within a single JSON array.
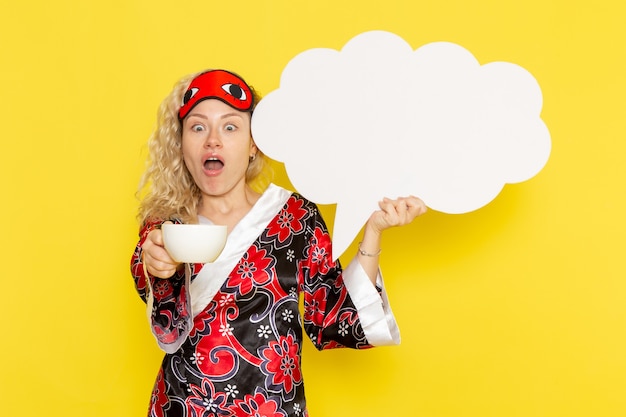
[[264, 183, 319, 213], [287, 191, 320, 215]]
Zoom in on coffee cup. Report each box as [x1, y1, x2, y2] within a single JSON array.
[[161, 223, 227, 263]]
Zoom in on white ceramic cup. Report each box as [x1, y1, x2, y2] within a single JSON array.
[[161, 223, 227, 263]]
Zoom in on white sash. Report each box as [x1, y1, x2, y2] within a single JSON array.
[[189, 184, 293, 317]]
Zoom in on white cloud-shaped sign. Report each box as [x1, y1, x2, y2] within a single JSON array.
[[251, 30, 551, 259]]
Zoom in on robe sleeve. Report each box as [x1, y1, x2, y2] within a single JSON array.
[[130, 220, 194, 353], [342, 258, 401, 346], [299, 201, 400, 350]]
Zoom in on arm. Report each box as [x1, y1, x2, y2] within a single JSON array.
[[130, 220, 170, 302], [357, 196, 427, 284], [336, 196, 426, 346], [130, 220, 185, 301], [130, 220, 192, 353]]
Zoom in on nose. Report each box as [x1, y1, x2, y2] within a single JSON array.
[[204, 128, 222, 149]]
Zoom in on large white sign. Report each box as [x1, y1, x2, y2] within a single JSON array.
[[252, 30, 551, 259]]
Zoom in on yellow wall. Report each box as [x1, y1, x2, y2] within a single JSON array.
[[1, 1, 625, 416]]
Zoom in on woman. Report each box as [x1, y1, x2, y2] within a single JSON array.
[[131, 69, 427, 416]]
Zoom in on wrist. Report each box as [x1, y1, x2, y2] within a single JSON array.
[[358, 242, 381, 257]]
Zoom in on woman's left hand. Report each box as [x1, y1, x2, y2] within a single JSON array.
[[367, 196, 428, 234], [358, 196, 427, 284]]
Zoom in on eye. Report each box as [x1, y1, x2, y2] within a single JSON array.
[[221, 83, 247, 101], [224, 124, 236, 132], [182, 87, 199, 106], [191, 124, 205, 132]]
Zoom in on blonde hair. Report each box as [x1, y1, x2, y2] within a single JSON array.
[[137, 71, 268, 225]]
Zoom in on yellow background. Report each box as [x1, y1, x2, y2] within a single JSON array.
[[1, 1, 625, 416]]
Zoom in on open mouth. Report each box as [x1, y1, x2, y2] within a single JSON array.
[[204, 157, 224, 171]]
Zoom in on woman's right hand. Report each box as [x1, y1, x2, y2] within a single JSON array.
[[142, 224, 182, 279]]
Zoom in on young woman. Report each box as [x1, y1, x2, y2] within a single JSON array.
[[131, 69, 427, 416]]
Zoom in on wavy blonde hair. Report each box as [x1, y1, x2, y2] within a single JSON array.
[[137, 71, 268, 225]]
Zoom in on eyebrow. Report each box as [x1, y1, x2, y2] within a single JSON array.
[[186, 112, 245, 121]]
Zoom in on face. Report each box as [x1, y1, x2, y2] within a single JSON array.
[[181, 99, 257, 199]]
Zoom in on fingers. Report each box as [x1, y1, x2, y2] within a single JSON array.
[[376, 196, 427, 228], [151, 220, 172, 247], [144, 250, 179, 278], [404, 196, 428, 218], [143, 227, 180, 278]]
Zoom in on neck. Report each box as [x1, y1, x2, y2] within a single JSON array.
[[198, 185, 261, 231]]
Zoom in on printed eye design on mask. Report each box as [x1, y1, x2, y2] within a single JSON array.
[[182, 88, 200, 106], [221, 83, 247, 102]]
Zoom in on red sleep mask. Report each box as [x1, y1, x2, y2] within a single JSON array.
[[178, 70, 254, 120]]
